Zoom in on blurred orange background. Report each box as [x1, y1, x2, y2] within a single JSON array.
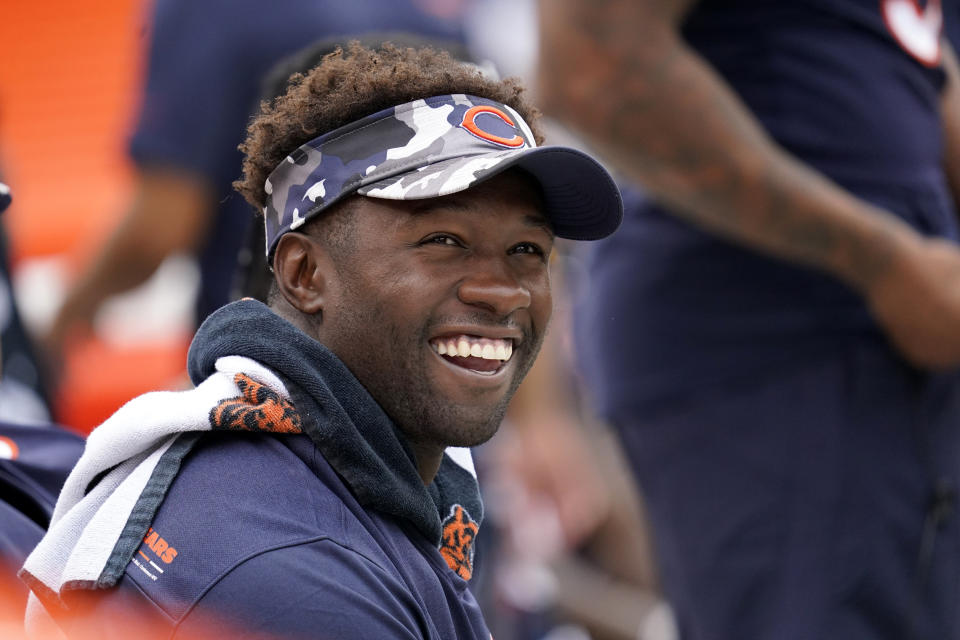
[[0, 0, 190, 434]]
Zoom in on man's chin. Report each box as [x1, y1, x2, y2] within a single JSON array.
[[419, 402, 509, 449], [443, 422, 503, 449]]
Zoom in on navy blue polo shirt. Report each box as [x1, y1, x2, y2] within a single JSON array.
[[53, 300, 490, 639], [63, 433, 488, 639]]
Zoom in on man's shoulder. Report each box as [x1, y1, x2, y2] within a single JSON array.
[[114, 432, 401, 624], [175, 535, 428, 639], [70, 534, 425, 639]]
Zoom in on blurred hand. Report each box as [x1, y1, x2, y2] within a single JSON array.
[[40, 302, 94, 391], [867, 235, 960, 369], [502, 412, 612, 550]]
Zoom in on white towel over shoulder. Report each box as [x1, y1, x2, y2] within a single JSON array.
[[20, 356, 288, 634]]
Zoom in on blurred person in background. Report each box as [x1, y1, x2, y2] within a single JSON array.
[[478, 260, 675, 640], [454, 4, 677, 637], [44, 0, 469, 362], [540, 1, 960, 639], [0, 184, 83, 622], [0, 181, 50, 425]]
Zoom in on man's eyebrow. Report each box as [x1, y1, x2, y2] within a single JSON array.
[[524, 213, 555, 237], [406, 199, 554, 236], [407, 197, 465, 215]]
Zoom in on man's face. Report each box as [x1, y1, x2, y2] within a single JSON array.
[[315, 171, 553, 451]]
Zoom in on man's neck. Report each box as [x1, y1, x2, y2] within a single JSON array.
[[406, 440, 445, 486], [267, 299, 445, 485]]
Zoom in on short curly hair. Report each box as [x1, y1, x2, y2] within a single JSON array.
[[234, 42, 544, 212]]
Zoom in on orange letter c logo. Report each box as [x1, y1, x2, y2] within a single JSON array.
[[460, 105, 525, 148]]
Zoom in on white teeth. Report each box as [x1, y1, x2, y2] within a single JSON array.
[[431, 335, 515, 362]]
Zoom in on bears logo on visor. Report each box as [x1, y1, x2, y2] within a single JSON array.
[[459, 105, 525, 148]]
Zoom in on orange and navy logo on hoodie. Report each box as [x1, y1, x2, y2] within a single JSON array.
[[440, 504, 479, 580], [209, 373, 302, 434]]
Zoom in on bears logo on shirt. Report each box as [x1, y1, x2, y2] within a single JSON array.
[[440, 504, 479, 580], [131, 527, 178, 582], [881, 0, 942, 66], [0, 436, 19, 460], [142, 527, 178, 564]]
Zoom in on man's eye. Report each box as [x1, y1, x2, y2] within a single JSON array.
[[425, 234, 461, 247], [511, 242, 545, 257]]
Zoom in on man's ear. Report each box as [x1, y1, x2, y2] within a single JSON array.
[[272, 232, 330, 316]]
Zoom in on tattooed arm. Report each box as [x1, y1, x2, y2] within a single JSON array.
[[538, 0, 960, 369]]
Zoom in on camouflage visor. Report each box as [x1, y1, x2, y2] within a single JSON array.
[[262, 94, 622, 258]]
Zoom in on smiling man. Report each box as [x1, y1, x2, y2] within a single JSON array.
[[299, 173, 553, 485], [20, 44, 621, 639]]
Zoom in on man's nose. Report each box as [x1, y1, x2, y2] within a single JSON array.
[[457, 259, 532, 317]]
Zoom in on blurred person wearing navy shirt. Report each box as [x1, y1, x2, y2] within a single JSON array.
[[0, 185, 84, 616], [45, 0, 468, 356], [0, 181, 50, 425], [541, 1, 960, 639]]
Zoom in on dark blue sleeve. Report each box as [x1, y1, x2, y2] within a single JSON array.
[[0, 500, 43, 612], [129, 0, 467, 189], [174, 539, 425, 639], [0, 423, 85, 518], [0, 500, 43, 569], [129, 0, 255, 182]]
